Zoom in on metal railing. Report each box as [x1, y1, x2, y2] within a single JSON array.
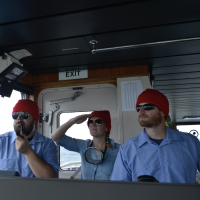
[[60, 161, 81, 169]]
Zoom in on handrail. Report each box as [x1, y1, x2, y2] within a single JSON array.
[[89, 37, 200, 54], [60, 161, 81, 168]]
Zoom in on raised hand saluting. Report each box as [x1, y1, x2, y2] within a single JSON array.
[[51, 114, 92, 143]]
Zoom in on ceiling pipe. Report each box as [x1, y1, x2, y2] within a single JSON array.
[[89, 37, 200, 54]]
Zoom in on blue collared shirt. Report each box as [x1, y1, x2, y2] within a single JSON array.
[[0, 130, 59, 177], [110, 126, 200, 184], [57, 135, 120, 180]]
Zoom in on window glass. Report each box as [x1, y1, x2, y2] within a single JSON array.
[[177, 125, 200, 141], [60, 111, 92, 170], [0, 90, 21, 135]]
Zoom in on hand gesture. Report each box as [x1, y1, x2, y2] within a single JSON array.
[[72, 114, 92, 124], [51, 113, 93, 143], [15, 133, 32, 155]]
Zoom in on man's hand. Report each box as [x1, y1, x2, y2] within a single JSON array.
[[15, 133, 32, 155], [15, 132, 58, 178]]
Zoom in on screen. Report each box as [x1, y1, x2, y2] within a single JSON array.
[[0, 62, 27, 82], [5, 67, 24, 81]]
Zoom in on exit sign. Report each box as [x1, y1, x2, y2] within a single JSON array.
[[59, 70, 88, 80]]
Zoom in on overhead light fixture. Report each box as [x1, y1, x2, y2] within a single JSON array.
[[183, 116, 200, 120], [0, 53, 28, 98], [89, 37, 200, 54]]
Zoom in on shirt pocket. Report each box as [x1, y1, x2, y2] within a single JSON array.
[[0, 158, 17, 171]]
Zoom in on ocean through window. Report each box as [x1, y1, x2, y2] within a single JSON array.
[[0, 90, 21, 135], [59, 111, 92, 171]]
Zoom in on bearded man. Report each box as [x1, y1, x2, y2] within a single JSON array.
[[0, 99, 58, 178], [110, 89, 200, 184]]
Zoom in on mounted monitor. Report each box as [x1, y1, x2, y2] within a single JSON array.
[[0, 62, 27, 82], [0, 53, 28, 97]]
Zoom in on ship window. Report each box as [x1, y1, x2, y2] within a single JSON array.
[[177, 125, 200, 141], [0, 90, 21, 135], [59, 111, 92, 171]]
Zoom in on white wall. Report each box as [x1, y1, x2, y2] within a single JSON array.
[[117, 76, 151, 143]]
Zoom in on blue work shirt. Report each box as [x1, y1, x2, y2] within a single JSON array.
[[57, 135, 120, 180], [0, 130, 59, 177], [110, 126, 200, 184]]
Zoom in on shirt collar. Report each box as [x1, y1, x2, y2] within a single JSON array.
[[11, 129, 45, 144], [87, 138, 116, 150], [138, 128, 151, 148], [138, 126, 182, 148], [11, 131, 17, 144], [29, 129, 45, 144], [109, 138, 116, 150], [164, 126, 182, 143], [88, 140, 93, 147]]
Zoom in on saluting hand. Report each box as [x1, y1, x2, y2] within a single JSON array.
[[72, 114, 92, 124], [15, 133, 32, 155], [51, 113, 93, 143]]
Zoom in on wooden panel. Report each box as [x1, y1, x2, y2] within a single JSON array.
[[19, 73, 34, 86], [88, 65, 148, 78], [20, 64, 149, 102], [33, 73, 58, 84]]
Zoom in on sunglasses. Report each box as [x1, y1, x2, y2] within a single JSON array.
[[88, 119, 103, 126], [12, 112, 30, 120], [136, 104, 156, 112]]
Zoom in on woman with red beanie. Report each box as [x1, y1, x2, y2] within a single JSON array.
[[51, 110, 120, 180]]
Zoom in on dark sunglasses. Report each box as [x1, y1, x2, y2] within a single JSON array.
[[12, 112, 30, 120], [136, 104, 156, 112], [88, 119, 103, 126]]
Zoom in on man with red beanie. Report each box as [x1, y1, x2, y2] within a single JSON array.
[[0, 99, 59, 178], [110, 89, 200, 184], [51, 110, 120, 180]]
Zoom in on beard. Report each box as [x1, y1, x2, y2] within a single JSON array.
[[14, 119, 35, 137], [138, 112, 163, 128]]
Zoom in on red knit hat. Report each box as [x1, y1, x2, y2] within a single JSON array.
[[12, 99, 40, 125], [136, 89, 169, 120], [88, 110, 111, 134]]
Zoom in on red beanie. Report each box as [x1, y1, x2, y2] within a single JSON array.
[[12, 99, 40, 125], [136, 89, 169, 120], [88, 110, 111, 134]]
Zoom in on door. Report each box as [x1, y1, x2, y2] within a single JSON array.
[[37, 83, 118, 178]]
